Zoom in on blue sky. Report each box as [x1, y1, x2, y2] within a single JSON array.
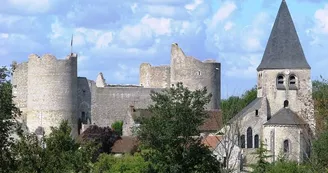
[[1, 0, 328, 98]]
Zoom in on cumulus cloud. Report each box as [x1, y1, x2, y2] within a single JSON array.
[[208, 1, 237, 29], [313, 4, 328, 34]]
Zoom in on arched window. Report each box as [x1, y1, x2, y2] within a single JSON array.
[[283, 139, 290, 156], [284, 100, 289, 108], [277, 74, 285, 89], [289, 75, 297, 89], [277, 75, 284, 84], [240, 135, 245, 148], [247, 127, 253, 148], [254, 134, 259, 148]]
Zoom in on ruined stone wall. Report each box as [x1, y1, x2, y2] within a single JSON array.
[[77, 77, 92, 124], [12, 62, 28, 123], [90, 85, 162, 127], [26, 54, 78, 137], [139, 63, 170, 88], [258, 69, 315, 132], [170, 43, 221, 110]]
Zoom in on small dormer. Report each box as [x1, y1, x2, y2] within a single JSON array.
[[276, 74, 285, 90]]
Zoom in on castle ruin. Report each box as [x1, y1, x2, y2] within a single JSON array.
[[12, 43, 221, 137]]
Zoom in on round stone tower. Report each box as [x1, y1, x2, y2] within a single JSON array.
[[170, 43, 221, 110], [26, 53, 78, 137]]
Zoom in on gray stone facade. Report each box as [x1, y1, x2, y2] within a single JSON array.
[[216, 1, 316, 171], [12, 44, 221, 137]]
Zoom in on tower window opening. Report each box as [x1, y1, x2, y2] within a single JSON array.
[[277, 75, 284, 84], [289, 75, 297, 90], [284, 100, 289, 108], [289, 76, 296, 85], [255, 110, 259, 117], [197, 70, 201, 75]]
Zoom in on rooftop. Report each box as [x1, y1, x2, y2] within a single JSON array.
[[257, 0, 310, 70]]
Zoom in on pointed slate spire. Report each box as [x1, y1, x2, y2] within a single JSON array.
[[257, 0, 310, 71]]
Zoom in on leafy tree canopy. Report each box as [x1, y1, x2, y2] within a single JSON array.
[[137, 82, 221, 173], [221, 86, 257, 123]]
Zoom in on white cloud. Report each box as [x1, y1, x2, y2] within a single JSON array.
[[244, 37, 261, 51], [224, 21, 234, 31], [225, 54, 261, 78], [114, 64, 139, 81], [313, 4, 328, 34], [141, 15, 172, 36], [49, 18, 65, 40], [131, 3, 138, 13], [209, 1, 237, 29], [95, 32, 114, 49], [185, 0, 204, 11], [146, 5, 176, 16], [8, 0, 51, 13], [119, 24, 153, 47], [241, 12, 270, 52], [0, 33, 9, 39]]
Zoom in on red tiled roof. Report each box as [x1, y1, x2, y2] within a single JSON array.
[[199, 110, 223, 132], [201, 135, 223, 150], [111, 136, 139, 154]]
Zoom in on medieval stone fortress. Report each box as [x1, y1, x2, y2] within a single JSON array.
[[11, 0, 315, 171], [11, 42, 221, 138]]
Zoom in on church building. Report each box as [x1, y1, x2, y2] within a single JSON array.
[[216, 0, 316, 170]]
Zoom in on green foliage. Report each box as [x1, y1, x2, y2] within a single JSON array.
[[313, 130, 328, 170], [312, 76, 328, 133], [111, 120, 123, 136], [251, 141, 271, 173], [221, 86, 257, 123], [266, 160, 311, 173], [12, 120, 96, 173], [93, 153, 150, 173], [138, 82, 221, 173], [0, 66, 21, 173]]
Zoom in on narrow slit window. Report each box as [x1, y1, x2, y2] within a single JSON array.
[[255, 110, 259, 117], [283, 139, 290, 155], [247, 127, 253, 148], [254, 135, 259, 148]]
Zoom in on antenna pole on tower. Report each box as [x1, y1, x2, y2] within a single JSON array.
[[70, 34, 73, 55]]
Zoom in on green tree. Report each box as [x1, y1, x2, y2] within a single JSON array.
[[138, 82, 221, 173], [266, 160, 310, 173], [0, 66, 21, 173], [221, 86, 257, 123], [111, 120, 123, 136], [250, 141, 271, 173], [93, 153, 150, 173], [12, 120, 96, 173]]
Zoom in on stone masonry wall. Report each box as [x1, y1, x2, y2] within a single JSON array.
[[170, 43, 221, 110], [26, 54, 78, 137], [263, 126, 302, 162], [258, 69, 315, 132], [90, 85, 162, 127], [12, 62, 28, 123], [139, 63, 170, 88]]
